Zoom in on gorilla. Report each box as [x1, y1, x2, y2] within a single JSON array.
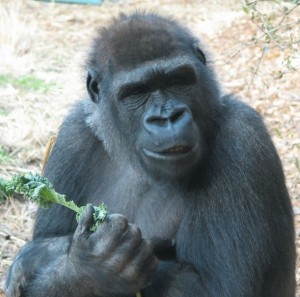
[[5, 12, 295, 297]]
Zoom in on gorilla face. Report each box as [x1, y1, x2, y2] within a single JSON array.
[[121, 57, 203, 178], [86, 14, 220, 179]]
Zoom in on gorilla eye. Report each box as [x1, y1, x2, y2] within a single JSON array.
[[166, 66, 196, 89], [121, 84, 150, 100], [168, 77, 184, 86], [167, 73, 195, 88]]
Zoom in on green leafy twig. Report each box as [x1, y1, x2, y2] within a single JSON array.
[[3, 172, 108, 231]]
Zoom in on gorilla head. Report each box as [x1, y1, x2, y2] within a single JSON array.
[[84, 13, 221, 179]]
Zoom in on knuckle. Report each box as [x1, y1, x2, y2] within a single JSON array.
[[129, 224, 142, 240], [122, 266, 139, 281], [109, 214, 128, 230], [106, 256, 126, 274], [83, 204, 94, 219], [144, 239, 154, 253], [149, 255, 159, 271], [109, 213, 126, 221], [109, 214, 128, 225], [73, 225, 87, 240], [139, 239, 153, 256]]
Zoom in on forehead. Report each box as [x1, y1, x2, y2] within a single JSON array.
[[112, 55, 195, 87], [111, 30, 186, 68], [100, 15, 194, 70]]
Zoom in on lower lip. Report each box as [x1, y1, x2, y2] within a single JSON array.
[[143, 145, 197, 161]]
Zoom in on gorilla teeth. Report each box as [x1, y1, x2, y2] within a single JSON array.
[[163, 146, 190, 154]]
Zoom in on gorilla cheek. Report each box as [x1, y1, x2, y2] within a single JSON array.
[[85, 101, 133, 162]]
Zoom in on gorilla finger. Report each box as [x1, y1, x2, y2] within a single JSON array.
[[145, 255, 159, 274], [108, 228, 143, 267], [121, 255, 158, 286], [110, 224, 142, 255], [121, 224, 142, 245], [107, 214, 129, 236], [91, 214, 129, 245], [136, 239, 154, 259], [137, 255, 158, 287], [101, 226, 144, 271], [124, 240, 155, 272], [74, 204, 94, 237]]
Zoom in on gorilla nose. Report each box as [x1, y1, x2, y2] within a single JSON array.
[[144, 105, 193, 134]]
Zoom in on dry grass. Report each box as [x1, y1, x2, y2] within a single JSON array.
[[0, 0, 299, 296]]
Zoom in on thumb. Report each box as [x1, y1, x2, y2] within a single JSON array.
[[74, 204, 94, 237]]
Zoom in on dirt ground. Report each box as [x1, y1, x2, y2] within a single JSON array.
[[0, 0, 299, 296]]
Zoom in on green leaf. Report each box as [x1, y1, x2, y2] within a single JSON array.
[[3, 172, 108, 231]]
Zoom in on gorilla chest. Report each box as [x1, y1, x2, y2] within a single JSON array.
[[133, 193, 185, 241], [92, 179, 185, 241]]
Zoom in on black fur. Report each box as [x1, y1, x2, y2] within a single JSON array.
[[5, 12, 295, 297]]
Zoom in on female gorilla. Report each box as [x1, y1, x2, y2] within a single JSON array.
[[5, 12, 295, 297]]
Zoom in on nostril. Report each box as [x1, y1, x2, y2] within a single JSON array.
[[146, 116, 168, 125], [170, 110, 184, 123]]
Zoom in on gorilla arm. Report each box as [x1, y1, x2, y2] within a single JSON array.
[[5, 236, 72, 297], [5, 207, 157, 297]]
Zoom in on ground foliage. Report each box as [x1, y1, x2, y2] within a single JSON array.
[[0, 0, 299, 295]]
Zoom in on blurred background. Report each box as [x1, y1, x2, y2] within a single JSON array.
[[0, 0, 299, 295]]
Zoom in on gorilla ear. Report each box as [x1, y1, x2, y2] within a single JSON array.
[[193, 43, 206, 65], [87, 71, 100, 103]]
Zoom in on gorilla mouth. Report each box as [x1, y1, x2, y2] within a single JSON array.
[[143, 145, 196, 161], [161, 146, 192, 154]]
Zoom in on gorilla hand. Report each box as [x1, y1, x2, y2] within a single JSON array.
[[69, 205, 158, 296]]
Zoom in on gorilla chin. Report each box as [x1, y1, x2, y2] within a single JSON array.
[[141, 142, 201, 178]]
